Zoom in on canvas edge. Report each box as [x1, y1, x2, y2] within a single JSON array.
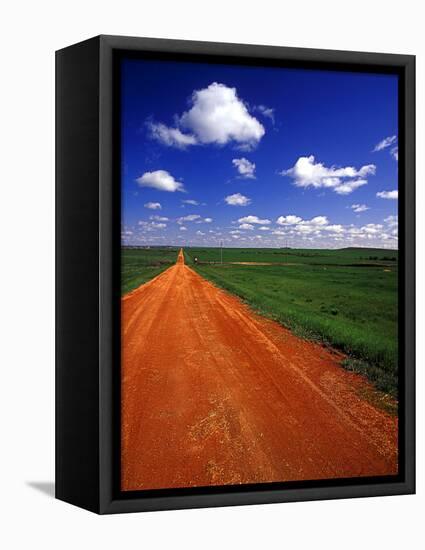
[[54, 34, 415, 515]]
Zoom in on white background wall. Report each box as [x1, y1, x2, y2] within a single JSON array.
[[1, 1, 422, 548]]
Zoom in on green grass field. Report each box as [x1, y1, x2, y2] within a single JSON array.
[[184, 246, 398, 266], [121, 247, 179, 295], [184, 247, 398, 397]]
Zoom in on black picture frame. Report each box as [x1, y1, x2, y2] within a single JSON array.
[[56, 34, 415, 514]]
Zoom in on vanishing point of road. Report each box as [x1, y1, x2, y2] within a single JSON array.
[[121, 249, 398, 491]]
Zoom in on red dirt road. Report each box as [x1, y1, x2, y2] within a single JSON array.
[[121, 249, 397, 491]]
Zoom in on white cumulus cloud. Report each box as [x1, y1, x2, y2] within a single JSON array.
[[137, 170, 184, 192], [308, 216, 329, 226], [238, 215, 271, 225], [138, 220, 167, 230], [228, 211, 397, 248], [276, 215, 302, 226], [149, 82, 265, 150], [361, 223, 383, 234], [351, 204, 369, 213], [333, 179, 368, 195], [323, 224, 345, 234], [377, 190, 398, 199], [225, 193, 251, 206], [144, 202, 162, 210], [281, 155, 375, 195], [274, 215, 332, 236], [232, 158, 256, 179]]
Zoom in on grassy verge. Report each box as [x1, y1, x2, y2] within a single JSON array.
[[341, 358, 398, 398], [121, 247, 178, 295]]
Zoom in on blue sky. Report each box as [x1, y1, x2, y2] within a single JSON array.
[[121, 57, 398, 249]]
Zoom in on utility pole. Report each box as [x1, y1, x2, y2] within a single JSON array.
[[220, 240, 223, 265]]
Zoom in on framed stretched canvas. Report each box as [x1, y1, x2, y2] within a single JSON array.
[[56, 35, 415, 514]]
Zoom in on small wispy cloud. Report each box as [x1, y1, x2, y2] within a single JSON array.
[[177, 214, 201, 224], [391, 146, 399, 161], [373, 135, 397, 152], [177, 214, 212, 225], [376, 190, 398, 200], [138, 220, 167, 230], [144, 202, 162, 210], [238, 215, 271, 225], [225, 193, 251, 206], [232, 158, 256, 179], [254, 104, 275, 124], [351, 204, 370, 213], [373, 136, 398, 162], [147, 122, 197, 149], [182, 199, 199, 206]]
